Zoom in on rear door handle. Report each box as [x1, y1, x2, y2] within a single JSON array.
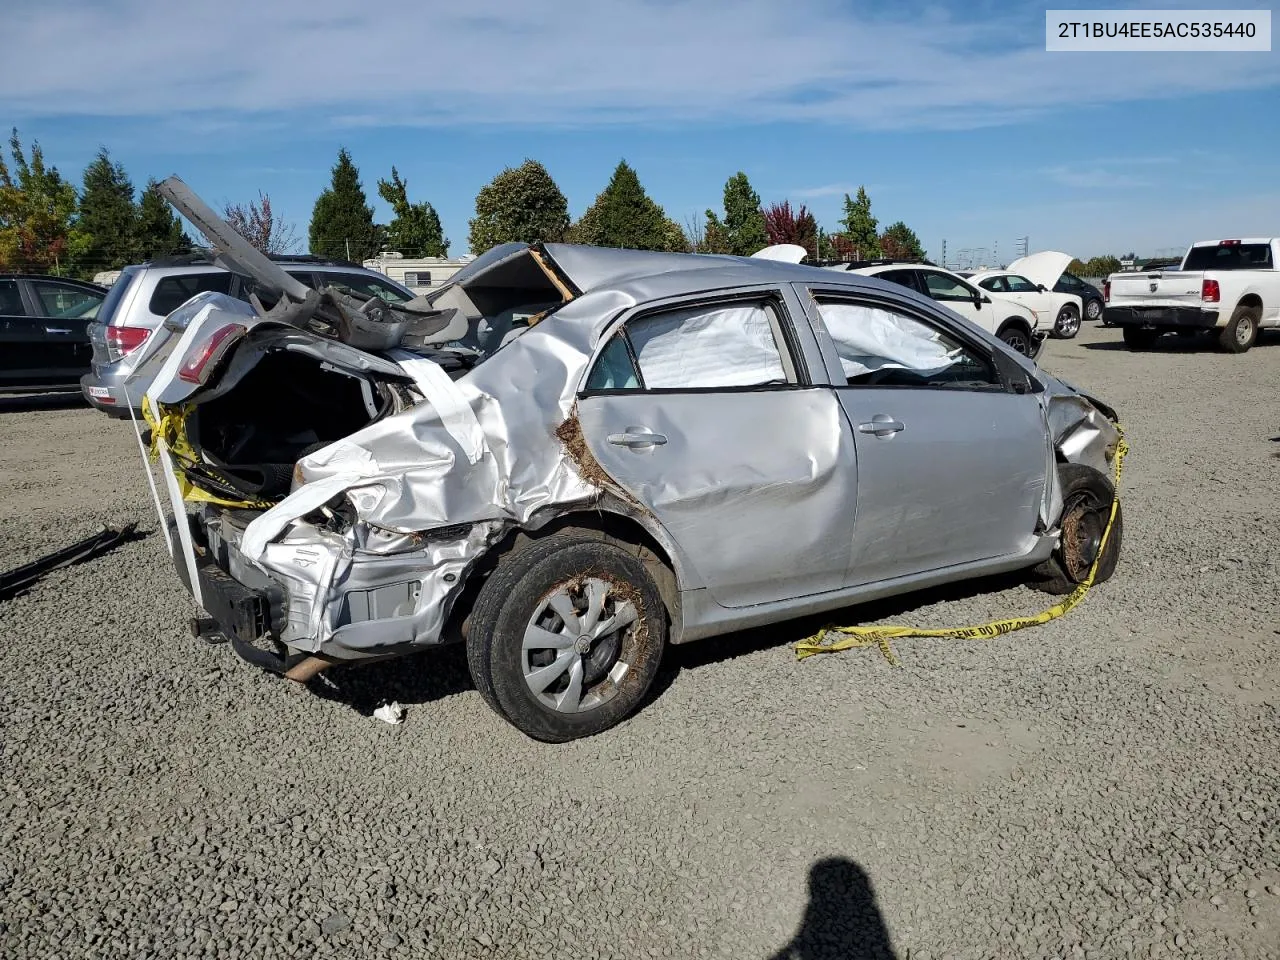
[[45, 327, 73, 335], [608, 426, 668, 450], [857, 414, 905, 437]]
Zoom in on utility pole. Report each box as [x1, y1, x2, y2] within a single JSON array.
[[345, 238, 351, 261], [941, 239, 946, 267]]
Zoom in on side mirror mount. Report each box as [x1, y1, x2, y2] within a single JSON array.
[[1036, 283, 1048, 292], [981, 293, 992, 304]]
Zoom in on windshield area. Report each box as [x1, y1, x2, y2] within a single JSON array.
[[1183, 243, 1274, 271]]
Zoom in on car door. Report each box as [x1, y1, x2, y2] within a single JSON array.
[[27, 279, 104, 381], [0, 278, 39, 390], [804, 288, 1049, 583], [917, 269, 993, 332], [575, 288, 860, 608], [1001, 273, 1054, 317]]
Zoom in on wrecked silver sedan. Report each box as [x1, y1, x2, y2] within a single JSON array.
[[133, 178, 1124, 742]]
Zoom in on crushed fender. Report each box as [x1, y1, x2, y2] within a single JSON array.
[[796, 432, 1129, 666], [0, 523, 142, 602]]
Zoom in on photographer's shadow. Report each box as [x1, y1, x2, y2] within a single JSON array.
[[768, 858, 897, 960]]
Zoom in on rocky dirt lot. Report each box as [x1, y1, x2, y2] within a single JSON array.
[[1, 323, 1278, 960]]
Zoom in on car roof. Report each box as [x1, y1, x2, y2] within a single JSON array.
[[0, 274, 108, 291]]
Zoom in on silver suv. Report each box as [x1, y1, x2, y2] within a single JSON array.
[[81, 254, 414, 417]]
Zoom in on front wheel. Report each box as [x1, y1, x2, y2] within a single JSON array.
[[1030, 464, 1123, 595], [1053, 304, 1081, 339], [466, 535, 668, 742], [997, 323, 1034, 357], [1087, 298, 1105, 324]]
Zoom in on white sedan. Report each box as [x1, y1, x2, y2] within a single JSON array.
[[969, 254, 1085, 339]]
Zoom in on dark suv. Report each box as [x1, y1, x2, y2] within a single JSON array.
[[0, 275, 107, 394], [81, 254, 414, 416]]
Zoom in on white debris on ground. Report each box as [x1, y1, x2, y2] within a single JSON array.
[[1, 322, 1278, 959]]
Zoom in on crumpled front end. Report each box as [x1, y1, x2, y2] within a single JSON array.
[[1033, 371, 1124, 533]]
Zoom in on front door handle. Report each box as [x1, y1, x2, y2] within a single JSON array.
[[45, 327, 73, 335], [857, 414, 905, 437], [607, 426, 668, 450]]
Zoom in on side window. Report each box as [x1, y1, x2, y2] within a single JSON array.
[[979, 277, 1006, 293], [0, 279, 26, 315], [814, 298, 1001, 390], [876, 269, 919, 292], [920, 271, 975, 302], [1004, 275, 1038, 293], [325, 272, 413, 303], [149, 273, 234, 316], [403, 271, 431, 287], [32, 281, 105, 319], [585, 299, 792, 391]]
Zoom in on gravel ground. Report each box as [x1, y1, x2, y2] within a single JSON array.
[[2, 324, 1278, 960]]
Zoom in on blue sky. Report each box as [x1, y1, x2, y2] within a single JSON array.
[[3, 0, 1277, 263]]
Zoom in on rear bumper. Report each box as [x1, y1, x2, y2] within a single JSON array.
[[80, 371, 142, 418], [1104, 305, 1219, 330]]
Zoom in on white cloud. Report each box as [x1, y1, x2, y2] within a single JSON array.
[[2, 0, 1278, 133], [1042, 165, 1155, 189]]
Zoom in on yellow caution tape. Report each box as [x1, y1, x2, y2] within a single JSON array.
[[795, 429, 1129, 666], [143, 401, 276, 511]]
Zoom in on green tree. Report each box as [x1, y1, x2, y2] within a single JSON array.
[[570, 160, 670, 251], [136, 179, 190, 261], [0, 129, 79, 273], [1084, 255, 1122, 276], [468, 159, 569, 255], [1067, 258, 1088, 275], [878, 221, 925, 260], [660, 217, 690, 253], [72, 147, 139, 275], [377, 167, 448, 257], [703, 172, 767, 256], [309, 148, 379, 261], [839, 186, 880, 259]]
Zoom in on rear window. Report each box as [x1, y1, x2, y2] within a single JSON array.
[[98, 267, 140, 324], [321, 272, 413, 303], [1182, 243, 1274, 272], [149, 272, 234, 316]]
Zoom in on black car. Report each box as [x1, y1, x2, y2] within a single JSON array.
[[1055, 272, 1105, 325], [0, 275, 107, 394]]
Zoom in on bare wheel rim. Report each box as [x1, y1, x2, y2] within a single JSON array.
[[1061, 491, 1106, 581], [1235, 315, 1255, 345], [1056, 307, 1080, 336], [522, 577, 640, 714]]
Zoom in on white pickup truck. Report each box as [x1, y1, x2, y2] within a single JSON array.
[[1104, 238, 1279, 352]]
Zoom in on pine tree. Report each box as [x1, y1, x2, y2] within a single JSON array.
[[72, 147, 139, 275], [570, 161, 669, 251], [377, 167, 447, 257], [136, 179, 190, 260], [309, 148, 379, 261], [468, 160, 569, 254], [839, 186, 881, 259], [704, 172, 767, 256]]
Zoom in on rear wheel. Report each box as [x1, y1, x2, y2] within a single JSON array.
[[1030, 464, 1123, 595], [1053, 304, 1081, 339], [997, 322, 1034, 357], [1086, 298, 1105, 324], [1217, 305, 1259, 353], [467, 535, 668, 742], [1122, 326, 1159, 350]]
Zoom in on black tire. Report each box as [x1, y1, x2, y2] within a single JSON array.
[[1217, 305, 1259, 353], [997, 322, 1034, 357], [466, 534, 668, 742], [1030, 464, 1123, 595], [1122, 326, 1159, 350], [1086, 298, 1105, 324], [1053, 304, 1081, 339]]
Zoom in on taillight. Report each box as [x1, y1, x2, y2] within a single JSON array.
[[1202, 278, 1220, 303], [178, 323, 246, 384], [106, 325, 151, 360], [1103, 280, 1110, 303]]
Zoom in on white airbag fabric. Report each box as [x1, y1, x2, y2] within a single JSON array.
[[629, 303, 784, 388], [387, 350, 487, 465], [816, 302, 957, 379]]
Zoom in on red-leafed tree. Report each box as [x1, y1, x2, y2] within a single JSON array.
[[225, 191, 300, 255], [763, 201, 818, 258]]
